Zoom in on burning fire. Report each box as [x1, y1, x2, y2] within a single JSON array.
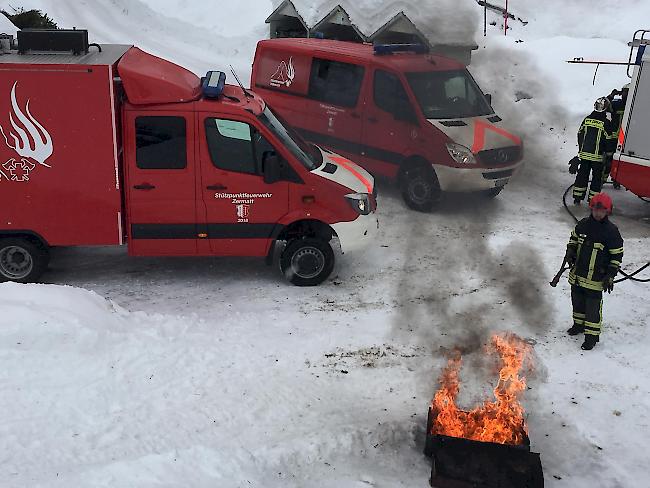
[[429, 333, 533, 445]]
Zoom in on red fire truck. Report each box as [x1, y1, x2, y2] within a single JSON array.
[[251, 39, 523, 211], [0, 30, 377, 286], [612, 30, 650, 197]]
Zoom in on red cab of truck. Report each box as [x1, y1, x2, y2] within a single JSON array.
[[251, 39, 524, 211], [0, 31, 377, 286]]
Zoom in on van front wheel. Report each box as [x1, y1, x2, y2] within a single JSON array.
[[280, 238, 335, 286], [0, 238, 49, 283], [400, 165, 441, 212]]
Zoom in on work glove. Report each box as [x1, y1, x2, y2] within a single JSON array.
[[568, 156, 580, 175], [603, 277, 614, 293]]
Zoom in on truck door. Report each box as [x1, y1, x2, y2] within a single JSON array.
[[198, 114, 289, 256], [361, 69, 421, 177], [301, 57, 366, 161], [125, 112, 198, 255]]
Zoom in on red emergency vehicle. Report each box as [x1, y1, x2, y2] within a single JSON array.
[[251, 39, 523, 211], [0, 30, 377, 286], [612, 30, 650, 197]]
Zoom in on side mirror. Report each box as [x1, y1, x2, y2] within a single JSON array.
[[262, 151, 283, 184], [485, 93, 492, 105]]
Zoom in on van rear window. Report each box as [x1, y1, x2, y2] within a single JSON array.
[[308, 58, 364, 108]]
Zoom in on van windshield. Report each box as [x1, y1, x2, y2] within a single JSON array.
[[406, 70, 494, 119], [258, 107, 321, 170]]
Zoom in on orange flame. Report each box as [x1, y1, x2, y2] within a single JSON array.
[[430, 333, 533, 445]]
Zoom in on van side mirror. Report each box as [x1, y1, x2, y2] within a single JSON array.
[[262, 151, 282, 184], [485, 93, 492, 105]]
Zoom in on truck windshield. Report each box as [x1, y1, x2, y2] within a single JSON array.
[[258, 107, 321, 170], [406, 70, 494, 119]]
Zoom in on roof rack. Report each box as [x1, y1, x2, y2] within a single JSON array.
[[373, 43, 429, 55], [627, 29, 650, 77]]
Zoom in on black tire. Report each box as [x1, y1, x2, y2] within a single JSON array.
[[0, 237, 49, 283], [400, 164, 441, 212], [280, 238, 334, 286], [480, 186, 505, 198]]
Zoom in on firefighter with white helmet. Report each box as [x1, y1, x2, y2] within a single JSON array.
[[564, 192, 624, 350], [572, 98, 615, 204]]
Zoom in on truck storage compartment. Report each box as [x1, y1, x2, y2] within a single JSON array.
[[0, 44, 132, 246]]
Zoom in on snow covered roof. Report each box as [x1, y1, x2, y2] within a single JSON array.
[[0, 13, 18, 37], [268, 0, 479, 47]]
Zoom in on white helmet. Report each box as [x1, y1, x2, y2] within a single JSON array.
[[594, 97, 609, 112]]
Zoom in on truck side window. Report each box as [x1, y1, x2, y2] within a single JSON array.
[[308, 58, 364, 108], [373, 70, 417, 123], [205, 118, 274, 175], [135, 116, 187, 169]]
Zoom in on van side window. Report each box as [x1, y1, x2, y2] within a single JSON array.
[[205, 118, 274, 175], [373, 70, 417, 123], [308, 58, 364, 108], [135, 116, 187, 169]]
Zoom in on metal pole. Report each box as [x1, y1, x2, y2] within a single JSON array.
[[504, 0, 508, 36], [484, 2, 487, 37]]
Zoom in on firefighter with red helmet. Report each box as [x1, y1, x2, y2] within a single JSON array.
[[564, 192, 624, 350], [572, 98, 615, 204]]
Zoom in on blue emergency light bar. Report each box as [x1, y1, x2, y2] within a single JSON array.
[[202, 70, 226, 99], [373, 43, 429, 55]]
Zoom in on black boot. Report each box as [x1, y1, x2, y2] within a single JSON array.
[[581, 335, 599, 350], [567, 325, 584, 336]]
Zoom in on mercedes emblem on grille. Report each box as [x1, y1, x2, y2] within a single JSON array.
[[497, 149, 508, 163]]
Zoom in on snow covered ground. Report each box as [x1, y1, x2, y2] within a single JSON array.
[[1, 1, 650, 487]]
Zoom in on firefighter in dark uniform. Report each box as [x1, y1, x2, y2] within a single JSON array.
[[573, 98, 615, 204], [565, 192, 624, 350], [604, 84, 629, 188]]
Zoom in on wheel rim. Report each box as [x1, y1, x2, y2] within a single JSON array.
[[290, 246, 325, 279], [0, 245, 34, 280], [408, 173, 433, 205]]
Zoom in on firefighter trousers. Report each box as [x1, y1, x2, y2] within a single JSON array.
[[571, 285, 603, 336], [573, 158, 604, 202]]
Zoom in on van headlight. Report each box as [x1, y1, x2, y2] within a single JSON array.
[[446, 143, 477, 165], [345, 193, 371, 215]]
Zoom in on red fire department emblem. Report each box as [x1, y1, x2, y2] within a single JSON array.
[[0, 82, 54, 183], [236, 203, 250, 219]]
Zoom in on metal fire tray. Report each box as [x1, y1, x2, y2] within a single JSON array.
[[424, 408, 544, 488]]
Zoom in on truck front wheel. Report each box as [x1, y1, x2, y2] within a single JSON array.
[[280, 238, 335, 286], [400, 164, 441, 212], [0, 238, 49, 283]]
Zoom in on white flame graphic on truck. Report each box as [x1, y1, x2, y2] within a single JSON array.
[[0, 82, 54, 182], [270, 57, 295, 88]]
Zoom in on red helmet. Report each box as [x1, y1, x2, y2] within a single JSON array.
[[589, 192, 613, 213]]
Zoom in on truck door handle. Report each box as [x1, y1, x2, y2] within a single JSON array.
[[206, 184, 227, 190], [368, 116, 378, 124], [350, 112, 361, 119], [133, 183, 155, 190]]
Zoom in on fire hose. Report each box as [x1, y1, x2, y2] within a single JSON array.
[[561, 183, 650, 284]]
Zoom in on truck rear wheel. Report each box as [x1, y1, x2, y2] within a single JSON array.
[[280, 238, 334, 286], [400, 165, 441, 212], [0, 238, 49, 283]]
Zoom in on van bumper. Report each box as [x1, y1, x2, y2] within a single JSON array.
[[433, 162, 523, 192], [331, 212, 379, 254]]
